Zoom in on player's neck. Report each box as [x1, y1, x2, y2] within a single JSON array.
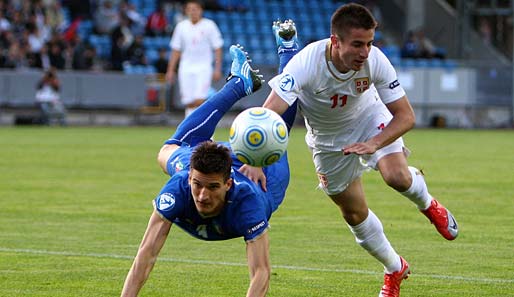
[[326, 41, 356, 82], [330, 50, 351, 74], [327, 41, 351, 74], [190, 17, 202, 24]]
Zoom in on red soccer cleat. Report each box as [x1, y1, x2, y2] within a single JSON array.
[[379, 257, 410, 297], [421, 198, 459, 240]]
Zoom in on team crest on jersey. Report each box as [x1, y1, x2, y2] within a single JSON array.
[[354, 77, 370, 93], [157, 193, 176, 211], [169, 156, 184, 173], [174, 161, 184, 172], [316, 172, 329, 189], [279, 74, 295, 92]]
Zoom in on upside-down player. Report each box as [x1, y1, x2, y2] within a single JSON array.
[[121, 45, 297, 297]]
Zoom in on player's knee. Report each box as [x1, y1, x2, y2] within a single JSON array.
[[343, 210, 368, 226], [157, 145, 172, 173], [382, 167, 412, 192], [336, 203, 368, 226]]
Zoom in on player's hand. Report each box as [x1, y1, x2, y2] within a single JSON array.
[[238, 164, 267, 192], [342, 141, 378, 156]]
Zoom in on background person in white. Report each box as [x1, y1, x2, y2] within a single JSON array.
[[254, 4, 459, 297], [165, 0, 223, 117]]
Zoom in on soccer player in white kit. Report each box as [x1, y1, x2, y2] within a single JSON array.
[[165, 0, 223, 117], [255, 4, 459, 297]]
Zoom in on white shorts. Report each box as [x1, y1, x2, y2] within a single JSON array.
[[309, 109, 407, 196], [178, 65, 213, 105]]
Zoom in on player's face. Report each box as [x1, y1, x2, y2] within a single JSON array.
[[185, 2, 202, 23], [189, 169, 232, 217], [330, 28, 374, 73]]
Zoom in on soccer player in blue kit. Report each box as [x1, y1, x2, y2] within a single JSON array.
[[121, 45, 297, 297]]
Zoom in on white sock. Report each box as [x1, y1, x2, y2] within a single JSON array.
[[348, 209, 402, 273], [400, 166, 433, 210]]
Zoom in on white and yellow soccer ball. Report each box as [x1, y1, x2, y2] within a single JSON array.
[[229, 107, 288, 167]]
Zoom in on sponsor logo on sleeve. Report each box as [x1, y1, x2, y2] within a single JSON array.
[[279, 74, 295, 92], [389, 79, 400, 89], [157, 193, 176, 211], [247, 220, 266, 235]]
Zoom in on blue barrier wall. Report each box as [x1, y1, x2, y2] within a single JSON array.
[[0, 65, 511, 128], [0, 70, 147, 110]]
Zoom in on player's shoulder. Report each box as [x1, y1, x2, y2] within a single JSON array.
[[171, 20, 188, 35], [228, 171, 261, 202], [368, 46, 390, 65], [231, 170, 258, 191], [175, 19, 189, 28], [225, 174, 267, 226], [299, 39, 329, 58], [154, 172, 190, 217], [162, 170, 190, 192], [287, 39, 328, 72], [200, 18, 217, 27]]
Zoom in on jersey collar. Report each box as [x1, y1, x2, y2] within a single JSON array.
[[325, 40, 357, 82]]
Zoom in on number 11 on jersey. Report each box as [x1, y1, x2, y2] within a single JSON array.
[[330, 94, 348, 108]]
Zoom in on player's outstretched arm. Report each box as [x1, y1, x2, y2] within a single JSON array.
[[121, 211, 172, 297], [263, 90, 290, 115], [367, 95, 415, 150], [343, 96, 415, 155], [245, 231, 271, 297]]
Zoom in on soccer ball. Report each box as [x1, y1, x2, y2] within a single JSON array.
[[229, 107, 288, 167]]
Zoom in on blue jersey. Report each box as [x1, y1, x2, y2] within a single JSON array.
[[154, 142, 289, 242]]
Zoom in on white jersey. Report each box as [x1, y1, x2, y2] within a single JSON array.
[[170, 18, 223, 70], [268, 39, 405, 151]]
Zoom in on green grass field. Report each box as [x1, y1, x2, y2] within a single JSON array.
[[1, 126, 513, 296]]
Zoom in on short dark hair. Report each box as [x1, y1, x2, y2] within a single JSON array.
[[190, 141, 232, 181], [331, 3, 377, 39], [185, 0, 204, 9]]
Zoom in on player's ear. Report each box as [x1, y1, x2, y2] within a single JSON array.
[[330, 35, 339, 48], [225, 178, 233, 190]]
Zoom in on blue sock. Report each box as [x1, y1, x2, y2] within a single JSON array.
[[164, 78, 246, 146], [278, 49, 297, 74], [281, 101, 297, 133], [277, 47, 298, 132]]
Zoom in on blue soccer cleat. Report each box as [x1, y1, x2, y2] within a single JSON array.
[[228, 44, 263, 96], [272, 19, 299, 53]]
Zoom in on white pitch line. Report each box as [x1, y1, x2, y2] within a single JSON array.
[[1, 247, 513, 284]]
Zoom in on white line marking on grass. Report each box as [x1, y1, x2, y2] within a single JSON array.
[[1, 247, 513, 284]]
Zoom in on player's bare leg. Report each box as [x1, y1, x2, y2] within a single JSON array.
[[158, 45, 263, 173], [330, 178, 409, 296], [377, 153, 459, 240]]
